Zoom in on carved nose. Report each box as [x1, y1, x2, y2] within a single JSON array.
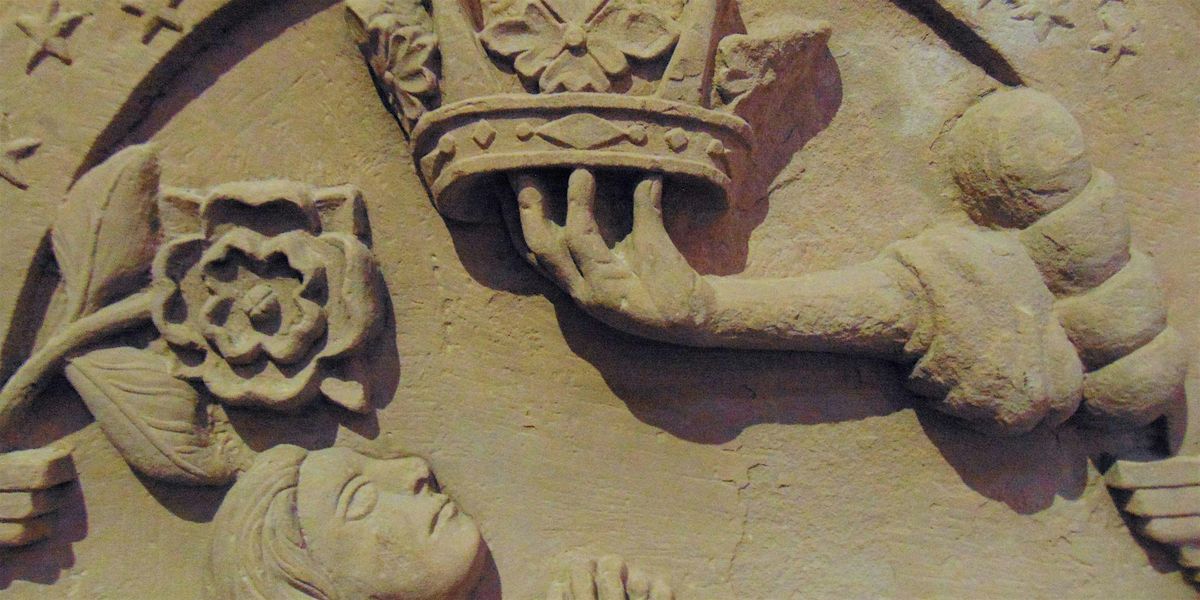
[[396, 456, 436, 494]]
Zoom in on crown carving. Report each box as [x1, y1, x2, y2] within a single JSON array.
[[345, 0, 801, 222]]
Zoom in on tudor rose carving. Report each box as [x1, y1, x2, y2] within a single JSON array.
[[0, 145, 386, 496]]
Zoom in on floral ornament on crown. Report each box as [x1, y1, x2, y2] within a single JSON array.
[[347, 0, 440, 133], [152, 181, 383, 414], [479, 0, 679, 93]]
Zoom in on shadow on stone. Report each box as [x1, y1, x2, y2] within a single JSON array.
[[916, 408, 1089, 515]]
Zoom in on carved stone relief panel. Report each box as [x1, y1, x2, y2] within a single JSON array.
[[0, 0, 1197, 598]]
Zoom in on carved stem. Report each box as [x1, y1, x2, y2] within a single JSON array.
[[0, 291, 157, 440]]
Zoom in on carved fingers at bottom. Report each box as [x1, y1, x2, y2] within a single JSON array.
[[0, 447, 76, 547], [547, 555, 675, 600], [1107, 456, 1200, 580]]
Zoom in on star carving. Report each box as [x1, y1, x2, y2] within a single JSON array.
[[1010, 0, 1075, 42], [121, 0, 186, 44], [14, 0, 87, 74], [0, 114, 43, 190], [1090, 12, 1142, 68]]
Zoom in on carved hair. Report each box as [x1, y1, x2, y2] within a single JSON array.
[[207, 445, 339, 600]]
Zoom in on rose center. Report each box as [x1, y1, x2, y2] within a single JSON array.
[[242, 283, 283, 330], [563, 24, 587, 50]]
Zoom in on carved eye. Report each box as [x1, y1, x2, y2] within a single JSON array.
[[340, 476, 378, 521]]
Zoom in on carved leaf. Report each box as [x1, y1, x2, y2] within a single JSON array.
[[52, 144, 161, 321], [64, 347, 238, 486]]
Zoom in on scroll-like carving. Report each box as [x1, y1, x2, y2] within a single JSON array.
[[1107, 457, 1200, 583], [348, 2, 1186, 436]]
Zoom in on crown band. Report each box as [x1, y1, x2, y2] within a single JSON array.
[[412, 93, 753, 222]]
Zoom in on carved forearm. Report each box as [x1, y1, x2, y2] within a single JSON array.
[[693, 260, 921, 357]]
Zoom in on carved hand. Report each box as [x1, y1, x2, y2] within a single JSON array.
[[545, 555, 675, 600], [1107, 456, 1200, 582], [0, 447, 75, 548], [504, 167, 1094, 434], [505, 169, 716, 343]]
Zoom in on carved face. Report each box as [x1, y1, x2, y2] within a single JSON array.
[[296, 449, 485, 600]]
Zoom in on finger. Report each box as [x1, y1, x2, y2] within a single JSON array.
[[1125, 487, 1200, 518], [626, 568, 652, 600], [500, 183, 538, 268], [513, 173, 586, 297], [0, 447, 75, 491], [570, 559, 598, 600], [625, 174, 699, 315], [0, 514, 53, 547], [595, 555, 628, 600], [630, 175, 671, 250], [1107, 457, 1200, 490], [0, 486, 69, 520], [1141, 516, 1200, 545], [564, 168, 621, 280]]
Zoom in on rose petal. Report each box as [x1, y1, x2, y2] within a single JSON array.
[[589, 5, 678, 60], [319, 375, 369, 414], [151, 236, 210, 349], [202, 182, 320, 236], [587, 36, 629, 76], [262, 297, 327, 365], [479, 1, 563, 58], [513, 39, 566, 79], [202, 356, 322, 411], [540, 50, 611, 92], [310, 233, 382, 358], [202, 295, 265, 366]]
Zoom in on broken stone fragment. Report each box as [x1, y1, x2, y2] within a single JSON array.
[[712, 19, 832, 113]]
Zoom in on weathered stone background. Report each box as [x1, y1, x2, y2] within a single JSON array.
[[0, 0, 1196, 597]]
